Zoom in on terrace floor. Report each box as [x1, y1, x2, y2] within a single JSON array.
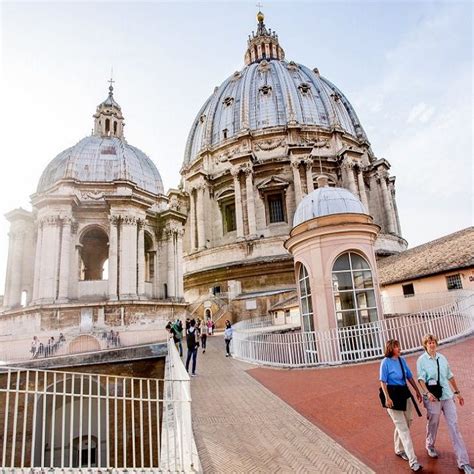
[[188, 334, 472, 473]]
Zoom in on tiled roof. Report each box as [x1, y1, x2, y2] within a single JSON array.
[[269, 293, 298, 311], [378, 227, 474, 285]]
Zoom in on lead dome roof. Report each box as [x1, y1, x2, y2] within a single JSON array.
[[183, 13, 367, 166], [37, 136, 164, 194], [37, 86, 164, 195], [293, 186, 367, 227]]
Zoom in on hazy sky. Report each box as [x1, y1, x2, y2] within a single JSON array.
[[0, 1, 472, 292]]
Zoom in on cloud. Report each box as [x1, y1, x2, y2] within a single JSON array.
[[406, 102, 435, 124]]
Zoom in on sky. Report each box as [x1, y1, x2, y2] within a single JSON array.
[[0, 0, 472, 292]]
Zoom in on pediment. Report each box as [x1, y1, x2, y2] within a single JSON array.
[[256, 176, 290, 192]]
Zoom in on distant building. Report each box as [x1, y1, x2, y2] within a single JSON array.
[[378, 227, 474, 313], [181, 11, 406, 324], [1, 84, 187, 347]]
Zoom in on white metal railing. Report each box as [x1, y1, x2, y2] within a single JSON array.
[[161, 339, 199, 472], [232, 294, 474, 367], [0, 364, 194, 471]]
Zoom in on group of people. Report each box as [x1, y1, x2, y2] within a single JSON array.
[[379, 334, 471, 473], [30, 333, 66, 358], [166, 317, 234, 376], [101, 329, 121, 348]]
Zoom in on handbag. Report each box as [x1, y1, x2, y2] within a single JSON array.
[[379, 357, 422, 416], [426, 357, 443, 400]]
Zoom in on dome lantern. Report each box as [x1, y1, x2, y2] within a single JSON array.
[[244, 11, 285, 65], [93, 78, 125, 138]]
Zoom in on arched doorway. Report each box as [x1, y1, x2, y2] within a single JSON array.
[[69, 335, 101, 354], [79, 227, 109, 281]]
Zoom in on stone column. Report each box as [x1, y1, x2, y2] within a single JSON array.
[[305, 159, 315, 194], [231, 167, 244, 239], [196, 185, 206, 249], [57, 217, 73, 302], [377, 170, 396, 234], [189, 190, 197, 252], [32, 223, 43, 302], [244, 165, 257, 237], [291, 160, 303, 204], [119, 215, 138, 299], [389, 181, 402, 235], [137, 219, 145, 297], [39, 215, 60, 302], [4, 229, 24, 307], [342, 158, 358, 196], [166, 226, 177, 298], [175, 228, 184, 298], [108, 215, 119, 300], [357, 167, 370, 213]]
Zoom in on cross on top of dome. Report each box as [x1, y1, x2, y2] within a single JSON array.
[[93, 78, 125, 138], [244, 10, 285, 65]]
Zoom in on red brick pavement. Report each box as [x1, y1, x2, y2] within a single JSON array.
[[249, 336, 473, 473]]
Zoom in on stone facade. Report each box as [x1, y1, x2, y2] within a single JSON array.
[[1, 85, 187, 337], [181, 12, 406, 323]]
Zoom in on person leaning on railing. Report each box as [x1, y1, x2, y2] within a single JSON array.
[[417, 334, 472, 474], [379, 339, 423, 472]]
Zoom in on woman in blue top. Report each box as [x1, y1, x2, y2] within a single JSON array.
[[380, 339, 423, 472]]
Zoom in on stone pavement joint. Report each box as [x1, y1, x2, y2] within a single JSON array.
[[188, 335, 374, 473]]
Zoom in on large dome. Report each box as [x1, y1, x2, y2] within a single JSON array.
[[37, 136, 164, 194], [293, 185, 367, 227], [184, 60, 366, 166]]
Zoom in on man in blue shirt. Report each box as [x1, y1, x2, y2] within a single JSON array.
[[417, 334, 471, 474]]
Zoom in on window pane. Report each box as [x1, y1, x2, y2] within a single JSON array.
[[359, 309, 370, 325], [356, 290, 376, 309], [224, 203, 236, 232], [268, 194, 284, 223], [336, 311, 357, 328], [353, 271, 373, 289], [334, 292, 355, 311], [368, 308, 378, 322], [333, 253, 350, 271], [333, 272, 353, 291], [306, 294, 313, 313], [350, 253, 370, 270], [301, 297, 309, 315]]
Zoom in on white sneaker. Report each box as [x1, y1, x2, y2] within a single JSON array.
[[410, 462, 422, 472], [427, 447, 438, 458], [461, 464, 473, 474]]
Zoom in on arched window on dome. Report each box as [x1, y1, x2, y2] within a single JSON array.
[[105, 119, 110, 135], [79, 228, 109, 281], [331, 252, 378, 328], [298, 264, 314, 332], [113, 121, 117, 135]]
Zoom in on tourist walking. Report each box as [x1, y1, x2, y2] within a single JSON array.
[[206, 318, 214, 336], [30, 336, 39, 358], [201, 323, 207, 353], [417, 334, 472, 473], [379, 339, 423, 472], [172, 319, 183, 356], [185, 319, 200, 376], [224, 320, 233, 357]]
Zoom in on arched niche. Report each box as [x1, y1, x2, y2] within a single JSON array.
[[79, 227, 109, 281]]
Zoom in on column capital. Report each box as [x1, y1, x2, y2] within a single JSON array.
[[108, 214, 121, 226], [376, 170, 389, 181], [303, 157, 313, 169], [40, 214, 61, 226], [165, 223, 185, 238], [230, 166, 242, 178], [291, 159, 302, 169], [121, 215, 138, 226], [242, 163, 253, 176]]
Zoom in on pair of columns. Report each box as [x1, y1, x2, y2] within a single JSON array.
[[376, 170, 398, 234], [291, 158, 315, 203], [231, 165, 257, 240], [31, 215, 74, 303], [341, 159, 370, 212], [108, 215, 145, 300]]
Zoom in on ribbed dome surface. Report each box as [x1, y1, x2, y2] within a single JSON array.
[[37, 136, 164, 194], [184, 60, 366, 165], [293, 187, 367, 227]]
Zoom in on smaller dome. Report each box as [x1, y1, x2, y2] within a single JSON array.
[[293, 186, 367, 227]]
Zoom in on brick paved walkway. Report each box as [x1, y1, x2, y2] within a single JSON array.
[[189, 334, 373, 473], [250, 336, 474, 473]]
